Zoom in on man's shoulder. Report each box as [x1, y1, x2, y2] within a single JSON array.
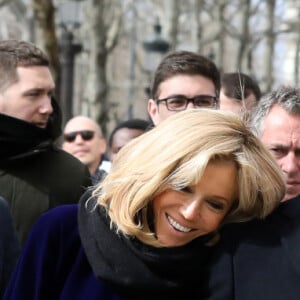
[[0, 148, 91, 206], [38, 148, 92, 186], [216, 217, 279, 253], [46, 147, 88, 169], [216, 201, 300, 255]]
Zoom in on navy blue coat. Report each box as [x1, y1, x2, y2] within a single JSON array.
[[3, 204, 123, 300], [208, 195, 300, 300]]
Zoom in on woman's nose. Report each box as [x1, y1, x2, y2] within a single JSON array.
[[180, 200, 201, 220]]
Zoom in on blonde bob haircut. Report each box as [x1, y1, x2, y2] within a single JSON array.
[[93, 109, 285, 247]]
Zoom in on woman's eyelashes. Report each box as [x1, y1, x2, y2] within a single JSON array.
[[180, 186, 193, 193], [177, 186, 227, 211], [206, 199, 225, 211]]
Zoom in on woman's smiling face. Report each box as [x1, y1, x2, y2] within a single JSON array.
[[153, 160, 238, 247]]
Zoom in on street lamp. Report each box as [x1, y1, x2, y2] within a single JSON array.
[[58, 0, 83, 124], [143, 19, 170, 96], [208, 47, 216, 61]]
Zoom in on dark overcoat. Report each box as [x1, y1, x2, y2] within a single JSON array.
[[0, 98, 91, 245], [208, 195, 300, 300], [0, 197, 20, 298]]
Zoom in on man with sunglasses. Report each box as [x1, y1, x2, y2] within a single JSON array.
[[148, 50, 220, 125], [0, 40, 91, 246], [62, 116, 109, 184]]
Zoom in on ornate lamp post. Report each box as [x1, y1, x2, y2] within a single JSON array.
[[58, 0, 83, 124], [208, 47, 216, 61], [143, 19, 170, 96]]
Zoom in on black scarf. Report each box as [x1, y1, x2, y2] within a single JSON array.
[[78, 193, 213, 300], [0, 97, 62, 162]]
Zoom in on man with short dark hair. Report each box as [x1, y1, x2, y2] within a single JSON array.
[[0, 40, 91, 245], [220, 72, 261, 117], [147, 50, 220, 125], [108, 118, 150, 162]]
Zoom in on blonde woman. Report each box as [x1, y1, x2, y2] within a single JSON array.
[[4, 109, 285, 300]]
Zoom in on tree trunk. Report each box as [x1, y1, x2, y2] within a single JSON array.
[[83, 0, 122, 135], [165, 0, 180, 51], [215, 0, 226, 71], [31, 0, 60, 102], [235, 0, 251, 72], [264, 0, 276, 93], [192, 0, 204, 53], [294, 6, 300, 85]]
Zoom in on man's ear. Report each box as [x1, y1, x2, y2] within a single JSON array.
[[148, 99, 159, 126]]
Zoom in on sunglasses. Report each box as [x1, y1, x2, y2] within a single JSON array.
[[64, 130, 95, 143]]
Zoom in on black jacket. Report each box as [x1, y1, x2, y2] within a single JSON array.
[[0, 98, 92, 245], [0, 196, 19, 298], [208, 195, 300, 300]]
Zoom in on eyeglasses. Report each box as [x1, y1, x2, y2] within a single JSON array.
[[156, 95, 218, 111], [64, 130, 95, 143]]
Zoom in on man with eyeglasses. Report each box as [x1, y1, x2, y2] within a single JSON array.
[[0, 40, 91, 246], [62, 116, 109, 184], [148, 50, 220, 125]]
